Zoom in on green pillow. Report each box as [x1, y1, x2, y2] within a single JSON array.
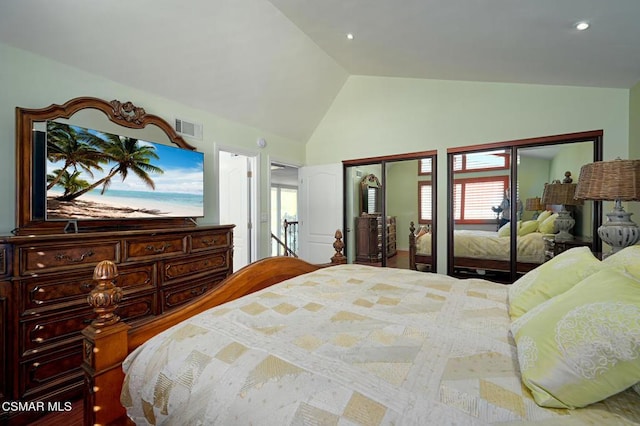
[[602, 244, 640, 279], [538, 212, 558, 234], [518, 220, 539, 236], [511, 268, 640, 408], [508, 247, 601, 320], [537, 210, 552, 223]]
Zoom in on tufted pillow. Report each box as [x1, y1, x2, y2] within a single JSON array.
[[518, 220, 539, 236], [538, 212, 558, 234], [508, 247, 602, 320], [537, 210, 552, 223], [511, 268, 640, 408], [602, 244, 640, 279]]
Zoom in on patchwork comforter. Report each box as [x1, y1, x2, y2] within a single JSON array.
[[122, 264, 639, 425]]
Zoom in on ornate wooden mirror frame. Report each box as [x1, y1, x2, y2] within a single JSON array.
[[15, 96, 197, 235]]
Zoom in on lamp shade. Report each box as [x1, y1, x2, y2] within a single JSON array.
[[525, 197, 543, 211], [574, 159, 640, 201], [541, 182, 582, 206]]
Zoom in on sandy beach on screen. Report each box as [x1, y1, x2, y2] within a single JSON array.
[[46, 192, 199, 219]]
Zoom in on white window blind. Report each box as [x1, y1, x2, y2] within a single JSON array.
[[454, 177, 507, 222], [419, 158, 432, 175], [419, 183, 432, 222]]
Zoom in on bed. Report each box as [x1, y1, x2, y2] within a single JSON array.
[[409, 223, 547, 274], [82, 236, 640, 426]]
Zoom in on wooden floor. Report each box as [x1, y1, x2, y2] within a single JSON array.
[[355, 249, 411, 269]]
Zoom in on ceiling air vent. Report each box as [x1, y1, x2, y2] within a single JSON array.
[[174, 118, 203, 140]]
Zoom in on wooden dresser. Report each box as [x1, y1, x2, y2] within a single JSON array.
[[0, 225, 233, 425], [355, 215, 397, 262]]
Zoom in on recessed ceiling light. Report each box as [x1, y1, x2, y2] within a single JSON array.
[[346, 33, 354, 40], [575, 21, 590, 31]]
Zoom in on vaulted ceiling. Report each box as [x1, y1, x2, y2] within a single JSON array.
[[1, 0, 639, 142]]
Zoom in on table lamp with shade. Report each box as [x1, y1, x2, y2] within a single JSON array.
[[525, 197, 543, 219], [541, 180, 582, 242], [574, 158, 640, 256]]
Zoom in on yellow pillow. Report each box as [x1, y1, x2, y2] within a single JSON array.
[[508, 247, 602, 320], [538, 212, 558, 234], [537, 210, 552, 223], [518, 220, 539, 236], [602, 244, 640, 279], [511, 268, 640, 408], [498, 220, 521, 237]]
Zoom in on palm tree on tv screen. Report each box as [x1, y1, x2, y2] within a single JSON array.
[[46, 121, 107, 190], [55, 133, 164, 202], [47, 169, 90, 198]]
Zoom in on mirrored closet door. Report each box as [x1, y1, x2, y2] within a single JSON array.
[[343, 151, 437, 271], [447, 131, 603, 283]]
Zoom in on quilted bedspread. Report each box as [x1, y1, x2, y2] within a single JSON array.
[[417, 230, 546, 264], [122, 264, 639, 425]]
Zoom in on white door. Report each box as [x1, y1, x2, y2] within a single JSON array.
[[298, 163, 343, 264], [219, 150, 255, 271]]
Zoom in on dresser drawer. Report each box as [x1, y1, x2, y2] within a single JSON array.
[[162, 251, 230, 284], [21, 287, 157, 356], [114, 291, 157, 324], [17, 241, 120, 276], [21, 306, 93, 356], [191, 230, 232, 253], [124, 235, 188, 262], [20, 263, 156, 315], [0, 244, 9, 277], [19, 344, 83, 399], [161, 272, 228, 312]]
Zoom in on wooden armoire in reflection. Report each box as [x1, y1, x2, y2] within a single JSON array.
[[355, 214, 397, 262]]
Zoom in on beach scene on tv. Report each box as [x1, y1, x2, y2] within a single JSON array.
[[46, 121, 204, 220]]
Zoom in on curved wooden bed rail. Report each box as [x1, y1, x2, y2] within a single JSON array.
[[82, 230, 346, 426]]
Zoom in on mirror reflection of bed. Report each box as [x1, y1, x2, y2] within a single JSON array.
[[406, 131, 603, 283]]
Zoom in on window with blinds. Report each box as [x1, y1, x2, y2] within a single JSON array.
[[419, 158, 433, 175], [453, 176, 509, 223], [453, 151, 509, 173], [418, 182, 432, 223]]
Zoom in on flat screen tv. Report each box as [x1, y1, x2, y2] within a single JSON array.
[[44, 121, 204, 221]]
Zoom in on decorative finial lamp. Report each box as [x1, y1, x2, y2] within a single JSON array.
[[541, 180, 582, 242], [574, 158, 640, 256], [525, 197, 543, 219]]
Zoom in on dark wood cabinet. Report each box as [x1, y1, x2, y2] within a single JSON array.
[[543, 235, 592, 260], [0, 225, 233, 425], [355, 215, 396, 262]]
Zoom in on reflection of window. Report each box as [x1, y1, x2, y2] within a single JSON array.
[[453, 151, 509, 173], [418, 158, 433, 175], [418, 182, 432, 223], [367, 187, 377, 213], [453, 176, 508, 224]]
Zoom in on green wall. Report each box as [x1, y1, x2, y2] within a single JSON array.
[[2, 43, 636, 262], [0, 43, 305, 258], [307, 75, 630, 270]]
